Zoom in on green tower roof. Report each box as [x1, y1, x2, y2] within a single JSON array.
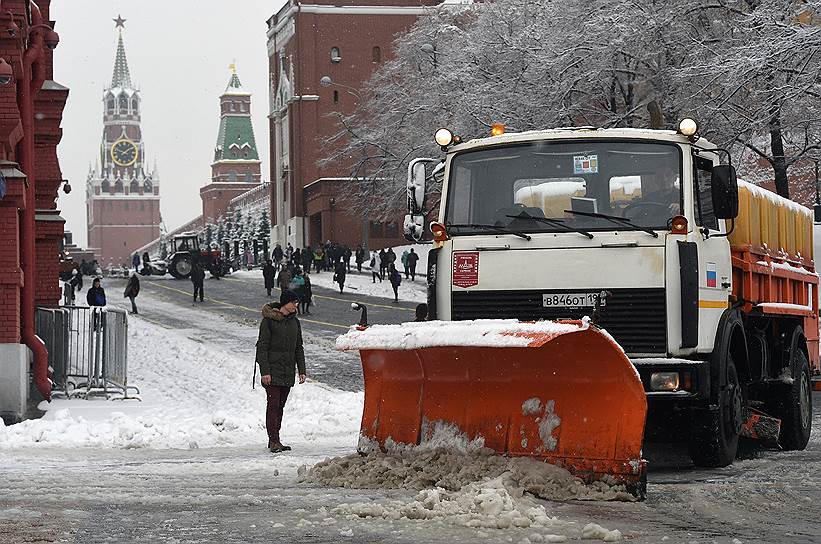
[[111, 28, 133, 88]]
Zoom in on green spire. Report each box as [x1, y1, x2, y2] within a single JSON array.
[[111, 30, 133, 88]]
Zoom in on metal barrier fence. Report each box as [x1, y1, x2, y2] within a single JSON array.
[[35, 305, 139, 400]]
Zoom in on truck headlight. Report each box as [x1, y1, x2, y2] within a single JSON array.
[[650, 372, 680, 391]]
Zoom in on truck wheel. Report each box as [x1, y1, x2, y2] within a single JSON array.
[[689, 357, 742, 467], [169, 255, 192, 279], [777, 349, 812, 451]]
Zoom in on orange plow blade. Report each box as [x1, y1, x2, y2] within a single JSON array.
[[338, 320, 648, 498]]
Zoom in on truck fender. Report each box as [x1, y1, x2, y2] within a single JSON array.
[[709, 308, 748, 402], [781, 325, 808, 375]]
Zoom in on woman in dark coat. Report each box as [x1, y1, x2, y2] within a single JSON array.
[[123, 273, 140, 314], [388, 263, 402, 303], [256, 290, 307, 453], [262, 259, 277, 297], [333, 259, 347, 293], [300, 271, 313, 315]]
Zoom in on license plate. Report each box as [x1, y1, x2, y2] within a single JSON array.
[[542, 292, 598, 308]]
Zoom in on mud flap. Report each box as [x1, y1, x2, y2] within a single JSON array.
[[341, 320, 648, 497]]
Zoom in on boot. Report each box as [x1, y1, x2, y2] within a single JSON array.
[[268, 440, 285, 453]]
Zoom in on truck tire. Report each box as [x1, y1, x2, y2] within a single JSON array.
[[169, 255, 192, 279], [777, 349, 812, 451], [689, 357, 743, 467]]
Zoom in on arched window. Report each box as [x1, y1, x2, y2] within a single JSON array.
[[244, 171, 253, 182], [372, 46, 382, 63], [230, 102, 236, 112], [330, 47, 341, 63], [114, 180, 124, 193], [239, 102, 245, 112], [333, 90, 339, 103], [131, 98, 138, 113], [231, 149, 238, 158], [228, 170, 237, 182], [118, 95, 128, 112], [107, 98, 115, 113]]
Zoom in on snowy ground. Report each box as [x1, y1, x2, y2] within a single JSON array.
[[2, 297, 821, 542]]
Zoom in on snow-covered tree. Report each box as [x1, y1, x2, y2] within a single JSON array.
[[325, 0, 821, 206], [256, 209, 271, 241], [216, 217, 225, 246]]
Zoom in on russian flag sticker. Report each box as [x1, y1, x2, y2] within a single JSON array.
[[706, 262, 717, 287]]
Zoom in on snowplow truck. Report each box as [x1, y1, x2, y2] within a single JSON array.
[[340, 120, 819, 496]]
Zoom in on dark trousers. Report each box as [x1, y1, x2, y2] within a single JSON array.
[[263, 384, 291, 443], [193, 283, 203, 301], [409, 265, 417, 281], [372, 270, 382, 283], [128, 295, 138, 314]]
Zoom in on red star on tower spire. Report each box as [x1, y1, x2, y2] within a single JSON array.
[[113, 15, 126, 29]]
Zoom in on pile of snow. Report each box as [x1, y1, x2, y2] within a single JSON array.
[[336, 319, 587, 351], [0, 316, 362, 451], [300, 423, 630, 541]]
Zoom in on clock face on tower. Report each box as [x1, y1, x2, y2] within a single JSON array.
[[111, 138, 139, 166]]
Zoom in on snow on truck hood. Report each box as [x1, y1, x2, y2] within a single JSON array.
[[335, 318, 591, 351]]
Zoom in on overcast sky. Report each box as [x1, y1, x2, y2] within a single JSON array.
[[51, 0, 287, 247]]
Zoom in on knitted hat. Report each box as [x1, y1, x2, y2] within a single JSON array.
[[280, 289, 300, 305]]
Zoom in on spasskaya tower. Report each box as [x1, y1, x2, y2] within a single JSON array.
[[86, 15, 160, 265]]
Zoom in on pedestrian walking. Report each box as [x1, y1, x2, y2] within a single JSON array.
[[301, 247, 313, 274], [131, 253, 140, 273], [273, 243, 284, 269], [123, 272, 140, 314], [379, 249, 387, 279], [86, 277, 106, 307], [289, 268, 306, 313], [285, 243, 293, 262], [344, 246, 352, 272], [334, 259, 347, 293], [313, 247, 324, 273], [401, 249, 410, 279], [69, 268, 83, 293], [277, 266, 292, 292], [355, 245, 365, 273], [263, 259, 277, 297], [191, 261, 205, 303], [388, 264, 402, 303], [300, 270, 313, 315], [371, 251, 382, 283], [407, 248, 420, 281], [256, 290, 306, 453]]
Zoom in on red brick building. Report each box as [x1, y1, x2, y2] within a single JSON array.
[[266, 0, 441, 250], [0, 0, 68, 422], [199, 67, 262, 223], [86, 18, 160, 267]]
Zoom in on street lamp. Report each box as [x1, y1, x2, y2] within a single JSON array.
[[319, 75, 361, 100], [814, 160, 821, 223]]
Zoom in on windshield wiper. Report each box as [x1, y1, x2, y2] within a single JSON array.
[[448, 223, 532, 241], [505, 213, 594, 239], [562, 209, 659, 238]]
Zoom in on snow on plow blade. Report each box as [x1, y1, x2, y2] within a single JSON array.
[[337, 319, 648, 498]]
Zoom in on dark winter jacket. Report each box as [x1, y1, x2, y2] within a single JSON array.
[[86, 286, 106, 307], [407, 251, 419, 268], [272, 245, 284, 262], [124, 276, 140, 298], [302, 275, 312, 302], [355, 248, 365, 264], [256, 302, 306, 386], [263, 264, 277, 289], [389, 268, 402, 287], [277, 268, 292, 291], [190, 264, 206, 285], [334, 261, 347, 283]]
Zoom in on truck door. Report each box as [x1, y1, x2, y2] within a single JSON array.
[[692, 153, 732, 352]]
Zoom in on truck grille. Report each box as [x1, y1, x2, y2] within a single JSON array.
[[451, 288, 667, 355]]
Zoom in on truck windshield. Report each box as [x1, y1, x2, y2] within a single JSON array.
[[444, 140, 682, 234]]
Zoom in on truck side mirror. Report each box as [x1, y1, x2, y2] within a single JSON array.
[[407, 158, 438, 215], [711, 164, 738, 219], [403, 214, 425, 242]]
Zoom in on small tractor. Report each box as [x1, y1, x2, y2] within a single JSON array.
[[167, 233, 227, 279]]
